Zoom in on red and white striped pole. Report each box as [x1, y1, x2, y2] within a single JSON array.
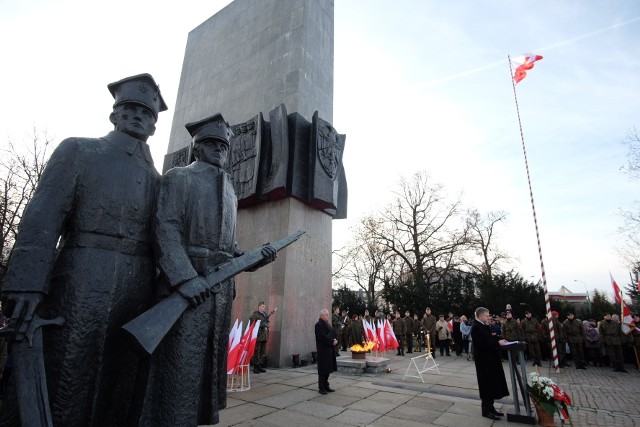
[[508, 55, 559, 373]]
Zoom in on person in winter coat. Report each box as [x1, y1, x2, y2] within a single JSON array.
[[436, 314, 451, 356], [315, 309, 338, 394], [471, 307, 509, 420], [583, 319, 602, 367]]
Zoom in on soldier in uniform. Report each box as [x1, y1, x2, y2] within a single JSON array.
[[412, 313, 422, 352], [250, 302, 273, 374], [392, 312, 406, 355], [331, 306, 344, 355], [0, 74, 167, 427], [562, 312, 586, 369], [140, 113, 276, 426], [599, 313, 627, 372], [422, 307, 437, 358], [545, 311, 568, 367], [403, 311, 414, 353], [350, 313, 365, 346], [340, 308, 352, 351], [363, 309, 372, 323], [521, 311, 542, 366], [501, 310, 521, 360]]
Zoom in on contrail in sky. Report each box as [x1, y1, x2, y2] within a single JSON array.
[[418, 15, 640, 90]]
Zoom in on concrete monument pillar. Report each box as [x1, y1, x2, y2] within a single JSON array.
[[165, 0, 345, 368]]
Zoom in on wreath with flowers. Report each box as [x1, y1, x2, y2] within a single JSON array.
[[527, 372, 572, 421]]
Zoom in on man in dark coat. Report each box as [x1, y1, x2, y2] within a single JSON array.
[[139, 113, 276, 426], [403, 311, 414, 353], [0, 74, 167, 427], [315, 309, 338, 395], [471, 307, 510, 421]]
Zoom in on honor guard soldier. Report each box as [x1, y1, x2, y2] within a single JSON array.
[[521, 311, 542, 366], [562, 312, 586, 369], [250, 302, 273, 373], [403, 311, 414, 353], [393, 312, 407, 355]]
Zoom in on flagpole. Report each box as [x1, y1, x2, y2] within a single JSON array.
[[508, 55, 559, 373]]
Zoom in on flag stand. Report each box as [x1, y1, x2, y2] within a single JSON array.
[[226, 364, 251, 392], [402, 352, 440, 383]]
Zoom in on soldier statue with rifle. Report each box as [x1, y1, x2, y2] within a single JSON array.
[[138, 113, 282, 426], [0, 73, 167, 427]]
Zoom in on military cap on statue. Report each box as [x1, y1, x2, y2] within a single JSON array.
[[185, 113, 233, 145], [107, 73, 168, 118]]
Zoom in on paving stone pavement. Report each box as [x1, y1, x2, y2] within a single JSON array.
[[209, 352, 640, 426]]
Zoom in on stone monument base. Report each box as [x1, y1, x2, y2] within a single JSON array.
[[336, 355, 389, 375]]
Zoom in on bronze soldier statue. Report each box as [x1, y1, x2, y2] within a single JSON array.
[[0, 74, 167, 427], [139, 113, 276, 426]]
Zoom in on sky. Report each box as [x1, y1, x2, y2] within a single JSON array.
[[1, 0, 639, 300]]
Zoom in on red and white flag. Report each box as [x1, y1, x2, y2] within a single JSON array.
[[610, 274, 636, 334], [383, 319, 399, 350], [244, 320, 261, 365], [377, 320, 386, 352], [610, 272, 623, 304], [226, 320, 243, 374], [511, 53, 543, 84]]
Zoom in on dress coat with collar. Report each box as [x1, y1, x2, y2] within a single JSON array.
[[470, 319, 510, 402]]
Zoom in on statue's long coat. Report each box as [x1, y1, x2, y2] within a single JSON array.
[[140, 161, 237, 427], [1, 131, 159, 427]]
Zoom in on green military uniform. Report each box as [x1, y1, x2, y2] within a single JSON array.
[[599, 317, 627, 372], [501, 316, 522, 342], [422, 311, 437, 357], [340, 311, 352, 351], [546, 314, 567, 367], [521, 314, 542, 366], [392, 315, 407, 355], [350, 317, 365, 346], [562, 316, 586, 369], [250, 308, 269, 373], [403, 314, 415, 353]]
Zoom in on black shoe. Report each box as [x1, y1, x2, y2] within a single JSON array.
[[491, 409, 505, 417], [259, 366, 266, 373], [446, 353, 451, 356], [325, 387, 335, 392], [482, 413, 500, 420], [253, 367, 261, 374], [397, 352, 402, 356], [319, 389, 327, 395]]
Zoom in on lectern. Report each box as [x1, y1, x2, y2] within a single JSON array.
[[502, 342, 536, 424]]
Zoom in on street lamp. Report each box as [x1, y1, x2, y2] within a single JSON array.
[[573, 279, 592, 313]]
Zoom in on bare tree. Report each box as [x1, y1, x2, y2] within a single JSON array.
[[333, 215, 393, 309], [365, 171, 470, 302], [464, 209, 510, 278], [0, 129, 53, 283], [617, 127, 640, 271]]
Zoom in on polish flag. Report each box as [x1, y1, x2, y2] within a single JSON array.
[[234, 321, 253, 371], [447, 320, 453, 333], [511, 53, 543, 84], [610, 274, 636, 334], [244, 320, 261, 364], [610, 273, 623, 304], [363, 319, 376, 343], [384, 319, 399, 350], [377, 320, 386, 352], [226, 320, 243, 374]]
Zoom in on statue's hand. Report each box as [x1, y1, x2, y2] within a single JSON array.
[[261, 245, 277, 264], [176, 277, 210, 307], [1, 291, 45, 339]]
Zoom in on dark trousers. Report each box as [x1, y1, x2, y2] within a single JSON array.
[[481, 398, 495, 415], [439, 339, 450, 355], [318, 373, 330, 391], [396, 335, 405, 355]]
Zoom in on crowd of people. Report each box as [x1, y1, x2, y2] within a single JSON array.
[[324, 304, 640, 373]]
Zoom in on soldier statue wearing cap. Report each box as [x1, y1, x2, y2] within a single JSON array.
[[0, 74, 167, 426], [140, 113, 276, 426]]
